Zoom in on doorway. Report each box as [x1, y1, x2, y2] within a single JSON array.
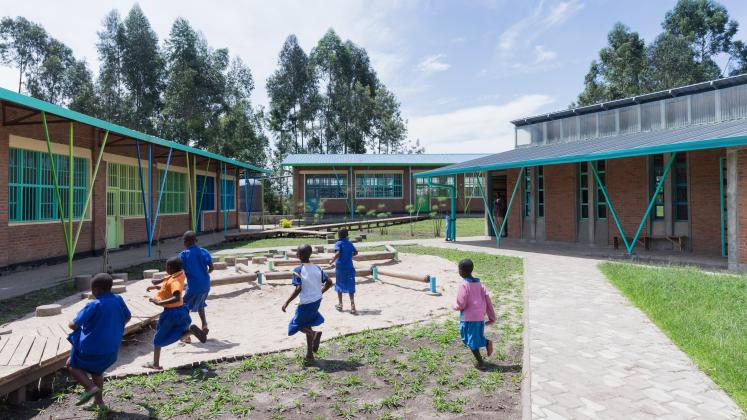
[[106, 187, 122, 249], [488, 172, 507, 237]]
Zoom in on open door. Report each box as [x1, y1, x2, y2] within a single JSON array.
[[106, 187, 121, 249]]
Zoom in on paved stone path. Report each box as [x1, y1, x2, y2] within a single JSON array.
[[423, 240, 744, 420]]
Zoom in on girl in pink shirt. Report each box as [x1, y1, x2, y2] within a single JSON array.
[[453, 258, 496, 368]]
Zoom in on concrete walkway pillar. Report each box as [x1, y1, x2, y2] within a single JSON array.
[[726, 147, 741, 270]]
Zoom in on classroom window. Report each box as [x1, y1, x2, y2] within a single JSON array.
[[536, 166, 544, 218], [221, 179, 236, 210], [464, 174, 482, 198], [355, 173, 403, 198], [595, 161, 607, 219], [523, 168, 532, 217], [673, 154, 688, 221], [651, 154, 665, 219], [305, 174, 347, 199], [429, 176, 456, 198], [8, 148, 88, 222], [158, 170, 187, 214], [196, 175, 215, 211], [578, 163, 589, 219], [107, 163, 145, 217]]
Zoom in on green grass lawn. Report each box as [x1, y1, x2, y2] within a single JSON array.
[[213, 217, 486, 251], [600, 262, 747, 412], [5, 246, 524, 419]]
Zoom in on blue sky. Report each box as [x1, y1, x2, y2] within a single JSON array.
[[1, 0, 746, 154]]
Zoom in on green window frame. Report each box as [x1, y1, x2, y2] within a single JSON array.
[[595, 161, 607, 219], [355, 173, 403, 199], [429, 176, 456, 198], [464, 174, 482, 198], [651, 155, 665, 219], [158, 170, 187, 214], [523, 168, 532, 217], [221, 178, 236, 210], [536, 166, 544, 218], [673, 154, 688, 221], [305, 174, 347, 199], [9, 148, 88, 222], [107, 162, 145, 217], [578, 163, 589, 219]]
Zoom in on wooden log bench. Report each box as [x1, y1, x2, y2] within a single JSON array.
[[613, 235, 688, 252]]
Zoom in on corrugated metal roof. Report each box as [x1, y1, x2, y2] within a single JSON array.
[[0, 87, 270, 174], [280, 153, 490, 167], [512, 73, 747, 126], [415, 118, 747, 177]]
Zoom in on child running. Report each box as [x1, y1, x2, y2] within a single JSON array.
[[328, 228, 358, 314], [282, 244, 333, 361], [179, 230, 214, 338], [452, 258, 496, 369], [67, 273, 131, 406], [144, 256, 206, 370]]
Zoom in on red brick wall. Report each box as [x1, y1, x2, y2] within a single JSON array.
[[737, 149, 747, 264], [690, 149, 724, 255], [545, 163, 576, 241], [0, 130, 8, 267], [607, 156, 649, 244]]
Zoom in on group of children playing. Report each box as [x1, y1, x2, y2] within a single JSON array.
[[66, 228, 497, 407]]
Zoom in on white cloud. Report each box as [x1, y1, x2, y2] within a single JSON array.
[[407, 94, 555, 153], [417, 54, 451, 74], [533, 45, 557, 64], [498, 0, 584, 52]]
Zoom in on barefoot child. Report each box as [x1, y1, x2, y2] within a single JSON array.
[[144, 257, 206, 370], [282, 244, 333, 361], [67, 273, 131, 406], [328, 228, 358, 314], [179, 231, 214, 337], [452, 258, 496, 369]]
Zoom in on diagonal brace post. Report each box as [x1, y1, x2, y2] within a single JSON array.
[[475, 171, 500, 246], [72, 130, 110, 252], [497, 167, 525, 247], [150, 148, 173, 243]]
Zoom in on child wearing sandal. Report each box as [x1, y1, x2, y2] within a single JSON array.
[[179, 230, 214, 337], [329, 228, 358, 314], [282, 244, 333, 361], [144, 256, 206, 370], [67, 273, 131, 407], [453, 258, 496, 369]]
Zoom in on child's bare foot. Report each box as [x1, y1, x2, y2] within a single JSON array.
[[180, 336, 192, 344], [486, 340, 493, 357], [335, 304, 342, 312], [475, 362, 487, 371], [313, 331, 322, 353], [190, 325, 207, 343], [142, 362, 162, 370], [305, 353, 315, 362]]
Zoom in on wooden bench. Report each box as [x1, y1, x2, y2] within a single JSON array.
[[613, 235, 688, 252]]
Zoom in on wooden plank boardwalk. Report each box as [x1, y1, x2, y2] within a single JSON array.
[[0, 289, 161, 398], [225, 214, 429, 242]]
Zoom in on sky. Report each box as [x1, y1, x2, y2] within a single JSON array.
[[1, 0, 747, 154]]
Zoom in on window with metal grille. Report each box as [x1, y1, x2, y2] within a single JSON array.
[[9, 148, 88, 222], [305, 174, 347, 199], [197, 175, 215, 211], [221, 179, 235, 210], [158, 170, 186, 214], [355, 173, 403, 198], [464, 174, 482, 198], [595, 161, 607, 219], [107, 163, 145, 217], [429, 176, 456, 198], [523, 168, 532, 217], [673, 154, 688, 220], [536, 166, 544, 218], [578, 163, 589, 219], [651, 155, 665, 219]]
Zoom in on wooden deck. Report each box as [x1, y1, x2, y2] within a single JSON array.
[[0, 293, 160, 399], [225, 214, 429, 242]]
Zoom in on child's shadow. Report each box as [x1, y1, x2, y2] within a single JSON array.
[[351, 309, 381, 316], [481, 362, 521, 373], [312, 358, 362, 373], [178, 339, 240, 354], [207, 285, 259, 300]]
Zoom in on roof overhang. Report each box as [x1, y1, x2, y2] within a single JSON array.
[[415, 119, 747, 178], [0, 87, 271, 174]]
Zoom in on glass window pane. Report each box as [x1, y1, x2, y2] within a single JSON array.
[[641, 101, 662, 131]]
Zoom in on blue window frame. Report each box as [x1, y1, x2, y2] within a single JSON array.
[[221, 178, 235, 210], [578, 163, 589, 219], [673, 154, 688, 221], [536, 166, 544, 218], [595, 161, 607, 219], [305, 174, 347, 199], [651, 155, 665, 220], [523, 168, 532, 217], [355, 173, 403, 198], [196, 175, 215, 211]]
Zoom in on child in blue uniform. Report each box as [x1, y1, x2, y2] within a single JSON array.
[[67, 273, 131, 406], [282, 244, 333, 361], [329, 228, 358, 314], [144, 257, 206, 370], [179, 231, 214, 337]]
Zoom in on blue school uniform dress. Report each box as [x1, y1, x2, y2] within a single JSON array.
[[288, 264, 329, 336], [68, 292, 131, 375], [334, 238, 357, 294], [459, 278, 488, 351], [180, 245, 213, 312], [153, 272, 192, 348]]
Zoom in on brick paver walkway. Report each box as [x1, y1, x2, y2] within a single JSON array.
[[422, 240, 744, 420]]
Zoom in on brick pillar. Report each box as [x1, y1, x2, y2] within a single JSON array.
[[727, 147, 744, 270], [0, 129, 9, 268]]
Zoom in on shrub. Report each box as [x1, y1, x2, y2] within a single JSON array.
[[278, 218, 293, 228]]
